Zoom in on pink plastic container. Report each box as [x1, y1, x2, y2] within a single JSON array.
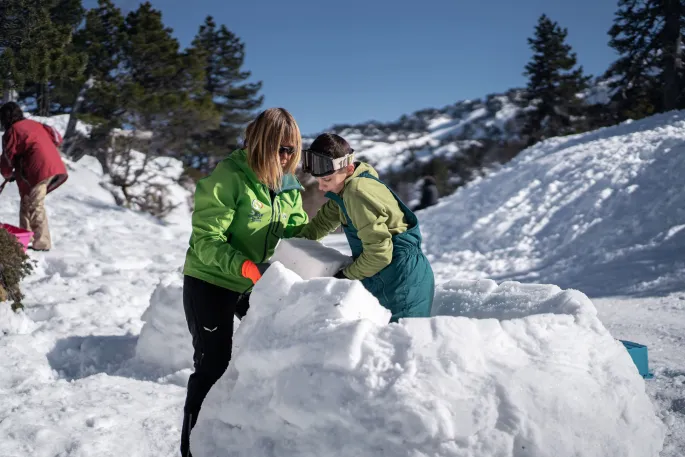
[[0, 223, 33, 252]]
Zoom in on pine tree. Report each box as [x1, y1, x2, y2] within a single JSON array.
[[606, 0, 684, 120], [3, 0, 86, 114], [38, 0, 89, 114], [121, 2, 217, 152], [72, 0, 127, 125], [188, 16, 263, 172], [23, 0, 87, 115], [0, 0, 41, 102], [60, 0, 127, 163], [520, 14, 591, 144]]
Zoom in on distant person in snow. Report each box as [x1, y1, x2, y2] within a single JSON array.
[[0, 102, 68, 251], [180, 107, 308, 457], [293, 133, 434, 322], [413, 176, 439, 211]]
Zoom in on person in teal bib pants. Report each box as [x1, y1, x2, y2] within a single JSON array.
[[294, 133, 434, 321]]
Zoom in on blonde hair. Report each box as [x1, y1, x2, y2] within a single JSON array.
[[244, 108, 302, 190]]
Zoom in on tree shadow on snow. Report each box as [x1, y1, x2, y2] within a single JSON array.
[[47, 334, 140, 381], [48, 334, 192, 384], [495, 239, 685, 299]]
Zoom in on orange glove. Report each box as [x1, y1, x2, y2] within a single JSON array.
[[241, 260, 262, 285]]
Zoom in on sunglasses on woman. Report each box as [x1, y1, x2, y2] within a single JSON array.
[[279, 146, 295, 156]]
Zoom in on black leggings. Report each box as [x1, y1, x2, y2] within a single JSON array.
[[180, 275, 248, 457]]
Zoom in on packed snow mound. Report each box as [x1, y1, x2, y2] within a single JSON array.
[[271, 238, 352, 279], [134, 272, 241, 375], [421, 111, 685, 297], [191, 264, 664, 457], [134, 272, 192, 373]]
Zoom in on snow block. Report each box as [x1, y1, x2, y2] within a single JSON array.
[[191, 270, 665, 457], [270, 238, 352, 279], [134, 272, 194, 373]]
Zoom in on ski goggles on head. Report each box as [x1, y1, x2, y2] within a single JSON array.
[[302, 149, 355, 177]]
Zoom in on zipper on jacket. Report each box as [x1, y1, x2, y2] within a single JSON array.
[[268, 197, 281, 243], [261, 190, 277, 263]]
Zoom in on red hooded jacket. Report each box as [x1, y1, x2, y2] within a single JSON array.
[[1, 119, 68, 195]]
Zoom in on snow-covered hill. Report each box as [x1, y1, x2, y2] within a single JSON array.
[[304, 81, 613, 183], [315, 90, 523, 173], [0, 108, 682, 456], [421, 111, 685, 298]]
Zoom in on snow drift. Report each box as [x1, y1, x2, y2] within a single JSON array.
[[420, 111, 685, 297], [191, 263, 664, 457]]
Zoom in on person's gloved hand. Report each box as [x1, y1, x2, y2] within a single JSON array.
[[235, 292, 251, 320], [241, 260, 271, 285], [256, 262, 271, 275], [8, 174, 15, 183], [333, 269, 348, 279]]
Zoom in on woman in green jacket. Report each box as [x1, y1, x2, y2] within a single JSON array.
[[296, 133, 434, 322], [180, 108, 308, 457]]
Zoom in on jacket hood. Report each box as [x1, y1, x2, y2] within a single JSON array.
[[342, 162, 378, 189]]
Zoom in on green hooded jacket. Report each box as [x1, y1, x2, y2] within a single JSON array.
[[183, 149, 308, 292], [294, 162, 408, 280]]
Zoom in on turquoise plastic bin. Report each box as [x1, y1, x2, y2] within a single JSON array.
[[620, 340, 654, 379]]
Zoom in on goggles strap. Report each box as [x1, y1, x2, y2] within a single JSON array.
[[330, 153, 355, 171]]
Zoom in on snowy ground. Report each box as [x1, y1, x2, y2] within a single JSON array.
[[1, 111, 684, 456], [0, 155, 193, 456]]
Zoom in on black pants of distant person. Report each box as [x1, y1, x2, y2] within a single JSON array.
[[180, 275, 250, 457]]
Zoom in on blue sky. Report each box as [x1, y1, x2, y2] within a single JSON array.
[[90, 0, 619, 135]]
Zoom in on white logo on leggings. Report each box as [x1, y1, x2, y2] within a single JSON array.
[[203, 326, 218, 332]]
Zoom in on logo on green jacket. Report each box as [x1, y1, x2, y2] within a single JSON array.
[[250, 198, 265, 223], [251, 199, 264, 211]]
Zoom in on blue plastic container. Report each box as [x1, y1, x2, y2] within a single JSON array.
[[620, 340, 654, 379]]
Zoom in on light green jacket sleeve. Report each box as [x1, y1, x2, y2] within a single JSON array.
[[341, 179, 394, 280], [294, 199, 341, 240], [283, 191, 310, 238], [190, 167, 248, 276]]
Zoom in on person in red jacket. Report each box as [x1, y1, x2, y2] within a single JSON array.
[[0, 102, 68, 251]]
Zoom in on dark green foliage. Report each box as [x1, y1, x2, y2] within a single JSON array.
[[605, 0, 684, 121], [7, 0, 87, 114], [120, 3, 219, 153], [520, 14, 591, 144], [0, 0, 33, 95], [186, 16, 263, 172], [0, 228, 34, 312]]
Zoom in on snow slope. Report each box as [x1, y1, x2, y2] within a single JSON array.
[[422, 111, 685, 298], [0, 109, 681, 456]]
